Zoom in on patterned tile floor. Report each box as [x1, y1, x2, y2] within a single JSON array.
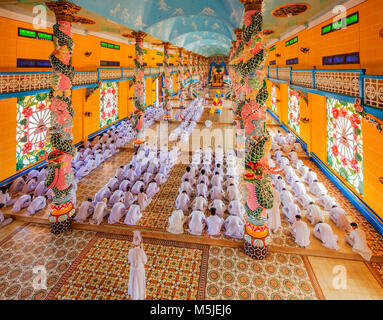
[[47, 233, 208, 300], [0, 224, 95, 300]]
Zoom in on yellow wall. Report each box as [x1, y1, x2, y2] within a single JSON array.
[[266, 0, 383, 74]]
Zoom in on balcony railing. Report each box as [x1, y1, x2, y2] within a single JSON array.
[[267, 67, 383, 112]]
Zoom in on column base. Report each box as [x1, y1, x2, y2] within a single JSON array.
[[50, 218, 72, 235], [244, 241, 269, 260]]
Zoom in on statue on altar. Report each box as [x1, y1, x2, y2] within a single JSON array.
[[209, 90, 224, 114]]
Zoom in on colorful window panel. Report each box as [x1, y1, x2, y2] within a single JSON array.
[[288, 88, 301, 135], [270, 83, 277, 113], [327, 98, 363, 194], [100, 81, 118, 128], [16, 93, 51, 171]]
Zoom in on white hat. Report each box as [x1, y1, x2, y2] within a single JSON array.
[[132, 231, 142, 245]]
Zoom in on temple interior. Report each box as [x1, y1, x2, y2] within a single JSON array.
[[0, 0, 382, 301]]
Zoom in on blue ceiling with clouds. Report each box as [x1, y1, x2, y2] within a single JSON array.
[[69, 0, 244, 57]]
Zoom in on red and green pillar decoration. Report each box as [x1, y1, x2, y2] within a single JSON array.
[[131, 31, 147, 146], [231, 0, 276, 260], [45, 1, 95, 234], [178, 48, 186, 108]]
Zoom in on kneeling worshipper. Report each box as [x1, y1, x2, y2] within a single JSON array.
[[167, 210, 188, 234], [306, 202, 324, 226], [329, 205, 351, 231], [137, 187, 151, 211], [146, 181, 160, 198], [107, 177, 120, 192], [305, 169, 318, 186], [21, 177, 38, 195], [9, 176, 26, 195], [226, 184, 242, 202], [126, 165, 137, 182], [286, 132, 296, 145], [210, 172, 223, 188], [74, 199, 94, 223], [12, 194, 32, 212], [192, 196, 208, 212], [132, 180, 145, 195], [26, 195, 47, 216], [124, 204, 142, 226], [128, 231, 147, 301], [208, 199, 226, 218], [124, 186, 137, 208], [187, 210, 207, 236], [345, 222, 372, 261], [119, 179, 131, 193], [291, 180, 306, 197], [197, 170, 210, 185], [90, 198, 109, 225], [318, 194, 337, 211], [309, 180, 328, 197], [115, 166, 127, 182], [228, 200, 246, 221], [206, 208, 224, 237], [0, 188, 13, 207], [282, 202, 301, 224], [289, 215, 310, 248], [142, 172, 153, 185], [176, 191, 191, 212], [292, 159, 304, 170], [267, 189, 281, 233], [154, 172, 167, 185], [280, 188, 294, 207], [0, 204, 13, 228], [196, 181, 209, 198], [297, 194, 314, 210], [109, 190, 125, 207], [210, 185, 225, 201], [179, 179, 193, 197], [33, 181, 48, 198], [298, 164, 309, 178], [108, 200, 126, 224], [288, 151, 299, 163], [274, 176, 286, 193], [224, 215, 244, 239], [286, 171, 300, 186], [313, 221, 339, 250], [93, 186, 111, 205]]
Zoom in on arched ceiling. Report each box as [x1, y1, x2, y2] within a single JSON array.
[[69, 0, 245, 57]]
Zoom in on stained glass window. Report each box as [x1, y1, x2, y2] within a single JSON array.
[[100, 81, 118, 128], [16, 93, 51, 171], [327, 97, 363, 194], [288, 87, 300, 135], [270, 83, 277, 113]]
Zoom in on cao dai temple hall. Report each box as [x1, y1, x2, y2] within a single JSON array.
[[0, 0, 382, 302]]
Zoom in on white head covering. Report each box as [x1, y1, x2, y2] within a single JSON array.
[[132, 230, 142, 246]]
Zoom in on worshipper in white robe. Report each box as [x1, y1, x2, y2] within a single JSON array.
[[106, 177, 120, 192], [90, 198, 109, 225], [280, 188, 294, 207], [274, 176, 287, 193], [146, 181, 159, 198], [108, 200, 126, 224], [176, 191, 190, 212], [192, 196, 208, 212], [26, 169, 39, 182], [294, 142, 304, 153], [119, 180, 131, 193], [21, 177, 38, 195], [273, 150, 284, 162], [103, 148, 113, 159], [286, 172, 300, 186], [132, 180, 145, 195], [267, 189, 281, 233], [147, 159, 159, 175], [309, 180, 328, 197], [95, 154, 105, 168], [329, 205, 351, 231], [344, 223, 372, 261], [9, 177, 25, 195], [167, 210, 188, 234], [12, 194, 31, 212], [306, 202, 324, 226], [142, 172, 153, 186], [289, 215, 310, 247], [282, 143, 293, 153], [0, 204, 13, 228], [318, 194, 337, 211], [74, 199, 94, 222], [36, 168, 48, 184], [298, 165, 309, 178], [304, 169, 318, 186], [286, 132, 296, 145], [228, 200, 246, 221], [124, 204, 141, 226], [128, 231, 147, 300], [197, 171, 210, 186], [208, 199, 226, 218], [115, 166, 127, 182], [292, 158, 304, 170], [124, 186, 137, 208], [279, 157, 290, 169], [226, 184, 241, 202], [108, 190, 125, 207], [179, 179, 193, 197], [282, 202, 301, 224], [93, 186, 111, 205], [187, 210, 206, 235], [26, 195, 47, 216], [196, 181, 209, 199], [297, 194, 314, 210], [0, 189, 13, 207], [206, 208, 224, 237], [137, 187, 151, 211], [126, 165, 138, 183], [283, 165, 294, 178], [210, 185, 225, 201], [313, 221, 339, 250], [213, 163, 224, 177], [210, 172, 223, 188], [224, 215, 244, 239], [154, 173, 166, 185], [75, 165, 91, 180], [159, 161, 171, 177], [33, 180, 48, 198], [291, 180, 306, 197]]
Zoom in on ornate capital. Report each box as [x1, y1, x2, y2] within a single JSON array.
[[125, 31, 147, 43], [46, 0, 95, 24], [240, 0, 263, 12]]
